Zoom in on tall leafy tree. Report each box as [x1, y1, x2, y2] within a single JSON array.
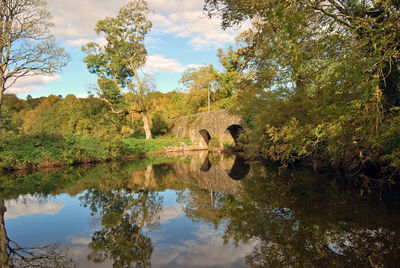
[[204, 0, 400, 183], [83, 0, 154, 139], [0, 0, 70, 132], [180, 47, 245, 112], [204, 0, 400, 110]]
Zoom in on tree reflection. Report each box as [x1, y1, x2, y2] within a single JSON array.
[[0, 200, 76, 268], [223, 168, 400, 267], [80, 165, 162, 267], [2, 154, 400, 266], [177, 186, 229, 228], [177, 164, 400, 267]]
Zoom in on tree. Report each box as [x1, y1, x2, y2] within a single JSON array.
[[0, 0, 70, 132], [83, 0, 154, 139], [180, 48, 245, 112], [204, 0, 400, 111], [180, 64, 219, 93], [203, 0, 400, 183]]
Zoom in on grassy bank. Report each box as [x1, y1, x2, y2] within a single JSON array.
[[0, 133, 188, 172]]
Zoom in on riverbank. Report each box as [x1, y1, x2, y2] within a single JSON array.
[[0, 133, 190, 173]]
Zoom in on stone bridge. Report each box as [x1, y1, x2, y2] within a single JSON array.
[[172, 109, 242, 150]]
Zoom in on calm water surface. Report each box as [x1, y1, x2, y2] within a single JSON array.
[[1, 152, 400, 267]]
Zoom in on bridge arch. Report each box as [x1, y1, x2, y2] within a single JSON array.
[[172, 110, 243, 150], [226, 124, 243, 145], [199, 129, 211, 146], [220, 124, 243, 148]]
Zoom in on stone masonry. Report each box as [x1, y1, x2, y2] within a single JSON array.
[[171, 109, 242, 150]]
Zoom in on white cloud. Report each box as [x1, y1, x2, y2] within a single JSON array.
[[159, 205, 184, 223], [66, 37, 107, 48], [48, 0, 129, 40], [150, 10, 236, 50], [188, 37, 213, 51], [149, 0, 203, 13], [7, 74, 61, 94], [153, 225, 254, 267], [5, 195, 64, 219], [145, 55, 185, 73], [65, 38, 93, 47], [67, 235, 92, 245], [145, 36, 164, 45], [47, 0, 246, 50], [186, 64, 206, 70], [65, 245, 113, 268], [76, 94, 89, 99], [145, 55, 209, 73]]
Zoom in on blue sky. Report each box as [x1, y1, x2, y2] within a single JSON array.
[[9, 0, 247, 99]]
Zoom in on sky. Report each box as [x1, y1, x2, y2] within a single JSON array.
[[9, 0, 247, 99]]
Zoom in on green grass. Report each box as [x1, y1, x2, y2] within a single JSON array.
[[122, 136, 189, 154], [0, 133, 189, 171]]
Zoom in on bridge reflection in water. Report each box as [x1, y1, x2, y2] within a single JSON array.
[[172, 151, 251, 196]]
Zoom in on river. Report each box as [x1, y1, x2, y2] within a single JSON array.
[[1, 151, 399, 267]]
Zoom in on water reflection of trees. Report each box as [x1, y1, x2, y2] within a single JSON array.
[[2, 154, 400, 266], [1, 159, 176, 268], [0, 200, 76, 268], [80, 165, 163, 267], [177, 187, 229, 228], [178, 165, 400, 267]]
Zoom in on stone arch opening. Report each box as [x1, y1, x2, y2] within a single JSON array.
[[200, 155, 212, 172], [199, 129, 211, 145], [227, 154, 250, 180], [226, 124, 243, 145]]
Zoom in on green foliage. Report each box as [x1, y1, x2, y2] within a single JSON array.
[[1, 106, 17, 132], [0, 132, 188, 171], [3, 94, 25, 113], [209, 135, 221, 150], [223, 142, 234, 150], [184, 89, 208, 114], [0, 133, 131, 170], [20, 95, 124, 139], [179, 46, 245, 113], [204, 0, 400, 187], [82, 0, 154, 139], [151, 111, 171, 135]]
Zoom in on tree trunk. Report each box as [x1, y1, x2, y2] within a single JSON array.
[[144, 165, 152, 189], [0, 200, 11, 268], [142, 112, 152, 140], [0, 89, 4, 134], [135, 189, 149, 245]]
